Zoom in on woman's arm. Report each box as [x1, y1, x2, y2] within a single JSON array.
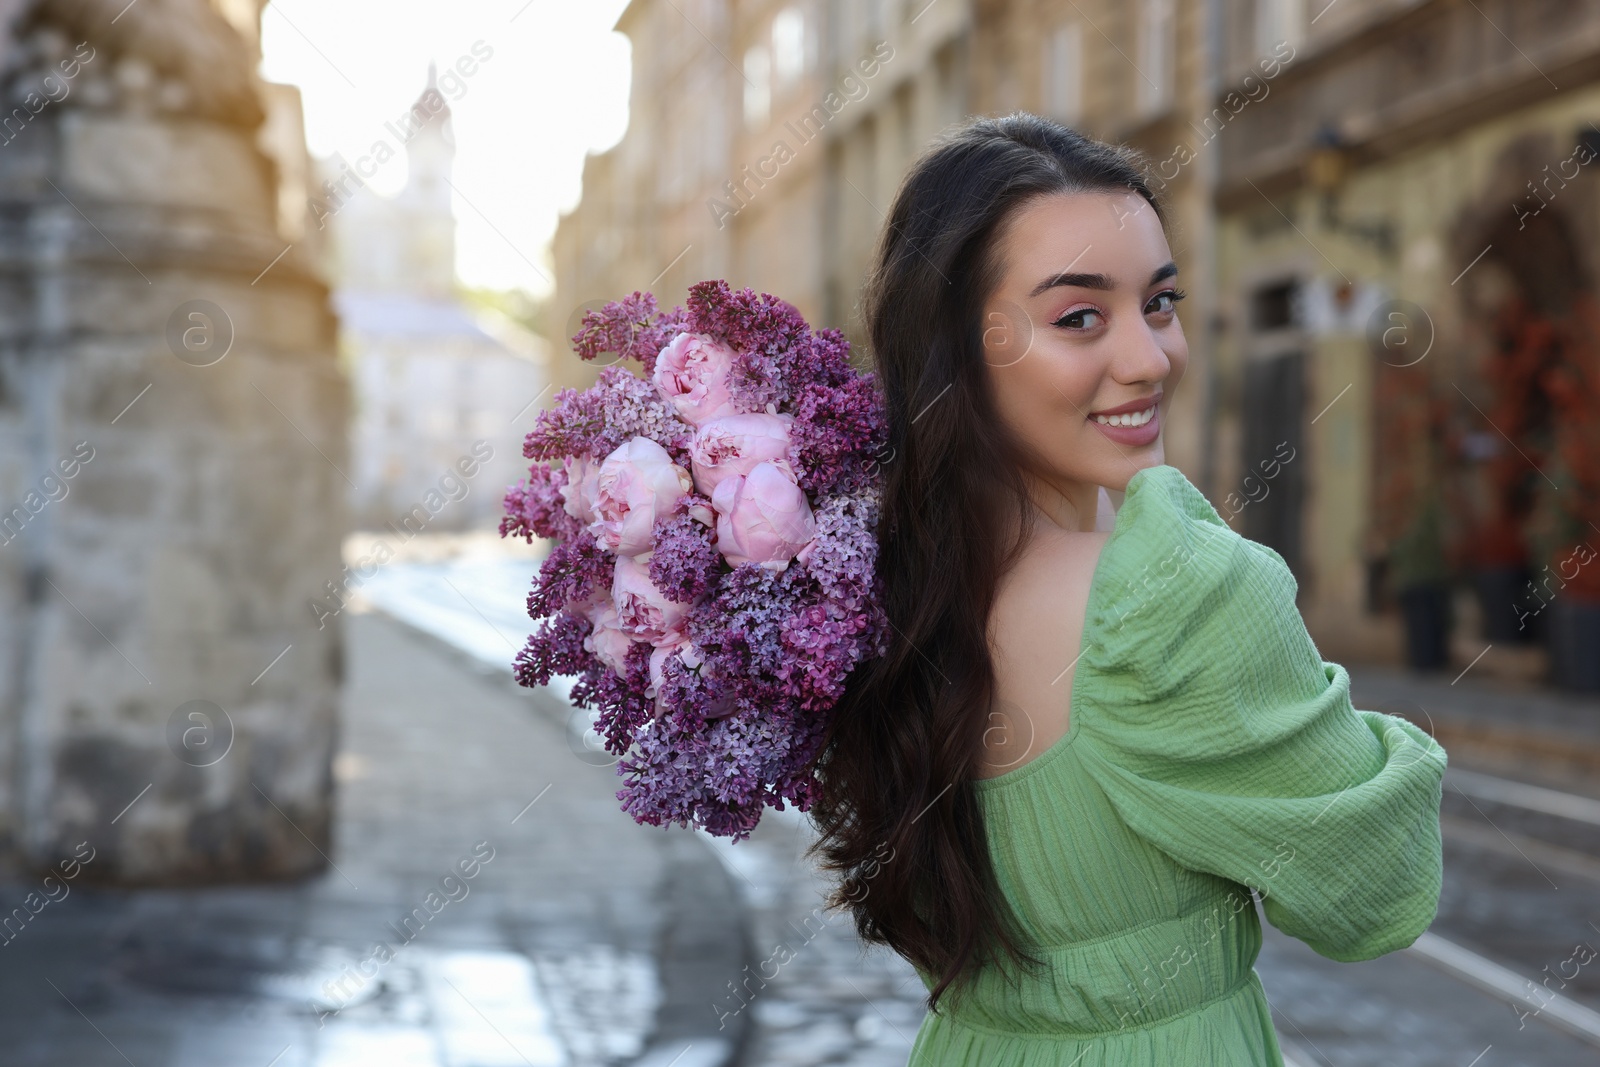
[[1075, 465, 1447, 961]]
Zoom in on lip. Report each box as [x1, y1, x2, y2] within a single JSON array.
[[1088, 391, 1163, 417], [1088, 393, 1162, 447]]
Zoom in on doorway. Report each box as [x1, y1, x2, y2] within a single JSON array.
[[1241, 350, 1306, 584]]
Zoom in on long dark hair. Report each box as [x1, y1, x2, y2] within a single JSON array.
[[808, 113, 1166, 1011]]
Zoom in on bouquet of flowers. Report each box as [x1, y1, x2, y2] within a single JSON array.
[[501, 280, 889, 839]]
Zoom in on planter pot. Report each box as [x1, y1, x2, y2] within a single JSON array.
[[1398, 584, 1453, 671], [1547, 597, 1600, 692], [1474, 565, 1542, 643]]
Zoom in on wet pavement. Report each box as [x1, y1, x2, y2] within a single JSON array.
[[697, 810, 926, 1067], [0, 606, 737, 1066], [6, 545, 1599, 1066], [1256, 919, 1598, 1067], [357, 552, 934, 1064], [357, 555, 1600, 1067]]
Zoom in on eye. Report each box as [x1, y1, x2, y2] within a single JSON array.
[[1051, 305, 1104, 330], [1146, 288, 1187, 316]]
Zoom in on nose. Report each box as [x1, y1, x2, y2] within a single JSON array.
[[1110, 314, 1173, 385]]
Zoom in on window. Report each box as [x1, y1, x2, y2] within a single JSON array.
[[1255, 0, 1305, 59], [666, 117, 688, 199], [773, 7, 805, 90], [893, 82, 914, 165], [692, 0, 725, 31], [743, 44, 770, 128], [1043, 22, 1083, 123], [866, 0, 888, 43], [700, 70, 727, 183], [1251, 280, 1298, 331], [1137, 0, 1174, 116]]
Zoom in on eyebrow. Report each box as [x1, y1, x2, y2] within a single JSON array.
[[1029, 260, 1179, 298]]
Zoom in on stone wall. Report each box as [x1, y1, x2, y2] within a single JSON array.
[[0, 0, 347, 882]]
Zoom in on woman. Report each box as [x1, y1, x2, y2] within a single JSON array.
[[809, 113, 1447, 1065]]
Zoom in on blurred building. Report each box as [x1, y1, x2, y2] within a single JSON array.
[[1208, 0, 1600, 686], [551, 0, 970, 384], [551, 0, 1213, 461], [555, 0, 1600, 686], [327, 68, 547, 532], [0, 0, 349, 879]]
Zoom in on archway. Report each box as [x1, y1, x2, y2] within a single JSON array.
[[1444, 132, 1600, 687]]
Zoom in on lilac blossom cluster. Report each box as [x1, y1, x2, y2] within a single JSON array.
[[502, 281, 889, 840]]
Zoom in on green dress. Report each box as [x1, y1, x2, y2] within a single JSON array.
[[907, 464, 1448, 1066]]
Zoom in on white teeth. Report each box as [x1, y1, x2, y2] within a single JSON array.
[[1094, 405, 1155, 428]]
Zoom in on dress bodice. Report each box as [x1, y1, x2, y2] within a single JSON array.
[[907, 464, 1448, 1066]]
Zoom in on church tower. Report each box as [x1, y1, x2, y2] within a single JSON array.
[[398, 62, 457, 297], [332, 64, 458, 296]]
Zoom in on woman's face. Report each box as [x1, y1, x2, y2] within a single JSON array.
[[981, 189, 1188, 510]]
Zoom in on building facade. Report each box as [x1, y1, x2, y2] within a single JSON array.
[[551, 0, 972, 391], [1210, 0, 1600, 684], [328, 69, 547, 533], [552, 0, 1213, 458], [554, 0, 1600, 684]]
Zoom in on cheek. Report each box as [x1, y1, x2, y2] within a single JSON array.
[[1035, 341, 1107, 420], [1164, 328, 1190, 388], [991, 344, 1104, 441]]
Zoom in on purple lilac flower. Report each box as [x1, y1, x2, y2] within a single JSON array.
[[801, 487, 883, 606], [779, 601, 887, 710], [513, 610, 594, 690], [727, 348, 786, 415], [579, 638, 655, 753], [525, 531, 612, 619], [780, 328, 855, 392], [685, 280, 808, 359], [788, 374, 888, 495], [523, 386, 606, 462], [690, 562, 799, 686], [504, 278, 888, 839], [648, 508, 722, 604], [592, 364, 695, 461], [573, 291, 690, 374], [501, 461, 586, 543], [651, 648, 717, 730]]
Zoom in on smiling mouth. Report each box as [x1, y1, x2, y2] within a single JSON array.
[[1092, 403, 1157, 428]]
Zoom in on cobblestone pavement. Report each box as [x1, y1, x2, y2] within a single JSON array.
[[22, 543, 1600, 1065], [357, 552, 932, 1066], [1257, 918, 1600, 1067], [0, 608, 740, 1066], [698, 812, 927, 1067], [355, 555, 1600, 1066]]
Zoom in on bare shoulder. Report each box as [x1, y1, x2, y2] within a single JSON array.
[[1001, 525, 1109, 591], [977, 528, 1109, 778]]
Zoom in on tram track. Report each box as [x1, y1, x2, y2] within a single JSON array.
[[1260, 763, 1600, 1064], [1447, 767, 1600, 829], [1422, 767, 1600, 1049]]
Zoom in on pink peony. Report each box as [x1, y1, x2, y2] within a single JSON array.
[[613, 555, 692, 646], [565, 589, 610, 624], [653, 331, 739, 425], [688, 412, 797, 498], [647, 637, 696, 702], [560, 454, 602, 524], [582, 602, 634, 675], [711, 461, 817, 571], [589, 437, 693, 560]]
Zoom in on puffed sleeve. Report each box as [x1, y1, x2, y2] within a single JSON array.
[[1073, 466, 1447, 962]]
